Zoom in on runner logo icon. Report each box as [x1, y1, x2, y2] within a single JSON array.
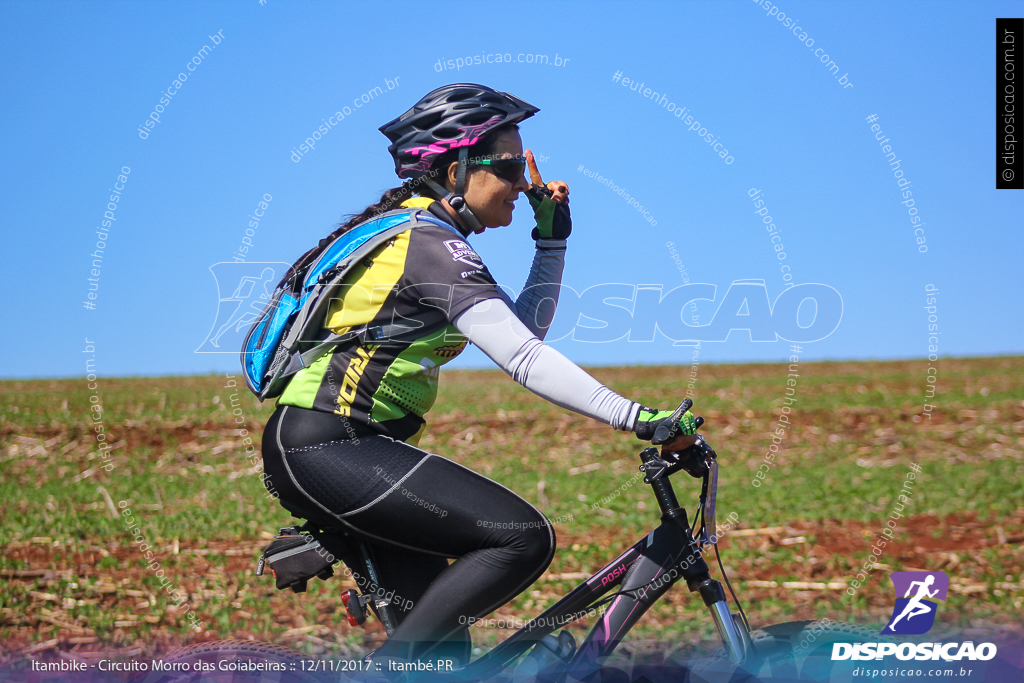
[[881, 571, 949, 635]]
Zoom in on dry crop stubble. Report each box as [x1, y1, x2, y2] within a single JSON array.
[[1, 358, 1021, 661]]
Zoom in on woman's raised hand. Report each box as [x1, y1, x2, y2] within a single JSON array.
[[526, 150, 569, 205]]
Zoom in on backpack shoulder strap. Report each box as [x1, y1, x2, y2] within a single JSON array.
[[267, 208, 460, 388]]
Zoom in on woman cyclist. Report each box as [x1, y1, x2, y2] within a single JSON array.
[[260, 83, 698, 671]]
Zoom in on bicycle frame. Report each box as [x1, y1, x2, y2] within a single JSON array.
[[382, 441, 752, 682]]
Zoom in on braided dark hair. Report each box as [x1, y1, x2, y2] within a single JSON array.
[[274, 172, 438, 289], [278, 124, 518, 288]]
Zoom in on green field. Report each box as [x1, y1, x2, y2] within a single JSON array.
[[1, 357, 1022, 663]]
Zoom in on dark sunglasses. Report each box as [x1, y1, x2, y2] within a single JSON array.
[[466, 155, 527, 183]]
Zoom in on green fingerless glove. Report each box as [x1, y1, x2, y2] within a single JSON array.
[[526, 184, 572, 241], [633, 406, 698, 441]]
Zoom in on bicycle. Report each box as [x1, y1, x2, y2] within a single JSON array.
[[136, 399, 880, 683]]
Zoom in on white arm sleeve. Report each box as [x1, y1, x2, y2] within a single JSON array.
[[454, 297, 640, 430], [494, 241, 567, 340]]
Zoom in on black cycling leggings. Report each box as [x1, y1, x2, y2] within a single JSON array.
[[261, 405, 556, 663]]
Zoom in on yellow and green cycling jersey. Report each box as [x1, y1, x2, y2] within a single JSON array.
[[278, 198, 504, 445]]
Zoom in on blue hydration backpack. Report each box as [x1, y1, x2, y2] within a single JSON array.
[[240, 207, 462, 400]]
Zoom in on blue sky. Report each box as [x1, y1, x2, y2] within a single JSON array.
[[1, 0, 1020, 379]]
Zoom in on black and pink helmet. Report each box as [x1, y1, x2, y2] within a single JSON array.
[[379, 83, 539, 179]]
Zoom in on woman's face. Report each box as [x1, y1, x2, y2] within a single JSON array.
[[445, 129, 530, 230]]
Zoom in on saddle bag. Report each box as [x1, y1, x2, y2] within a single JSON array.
[[255, 526, 339, 593]]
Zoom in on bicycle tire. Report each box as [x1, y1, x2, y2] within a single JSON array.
[[688, 619, 892, 682]]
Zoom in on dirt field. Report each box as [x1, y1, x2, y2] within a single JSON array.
[[1, 357, 1022, 665]]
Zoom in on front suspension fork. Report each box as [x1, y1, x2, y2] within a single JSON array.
[[697, 578, 753, 664], [668, 508, 752, 664]]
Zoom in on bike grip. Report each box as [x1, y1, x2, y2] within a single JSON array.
[[651, 399, 694, 445], [694, 416, 704, 429], [665, 399, 693, 430]]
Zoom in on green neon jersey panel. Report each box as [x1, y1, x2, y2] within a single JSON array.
[[370, 326, 466, 421], [278, 353, 333, 409]]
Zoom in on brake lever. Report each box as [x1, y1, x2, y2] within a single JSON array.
[[652, 415, 703, 453], [663, 435, 716, 479]]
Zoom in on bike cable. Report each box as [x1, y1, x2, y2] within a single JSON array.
[[585, 581, 660, 613], [593, 561, 699, 609], [586, 546, 750, 636], [714, 542, 750, 632]]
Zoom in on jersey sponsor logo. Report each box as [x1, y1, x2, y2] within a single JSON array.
[[433, 341, 467, 358], [334, 344, 379, 417], [444, 239, 483, 268]]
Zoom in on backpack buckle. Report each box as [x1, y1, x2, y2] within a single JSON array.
[[363, 326, 387, 342]]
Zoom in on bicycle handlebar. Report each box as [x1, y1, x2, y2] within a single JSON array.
[[644, 398, 715, 480]]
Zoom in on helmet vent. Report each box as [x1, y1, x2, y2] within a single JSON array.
[[433, 127, 462, 139], [459, 111, 494, 126], [413, 112, 444, 130]]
